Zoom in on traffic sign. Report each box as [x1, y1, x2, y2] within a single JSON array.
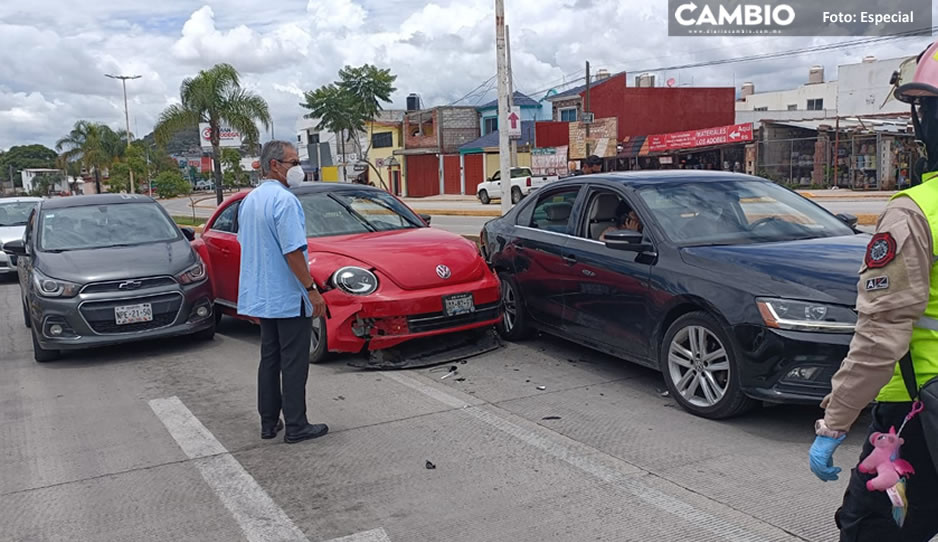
[[582, 112, 595, 124], [507, 106, 522, 139]]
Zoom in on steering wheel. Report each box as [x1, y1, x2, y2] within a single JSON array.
[[749, 216, 785, 231]]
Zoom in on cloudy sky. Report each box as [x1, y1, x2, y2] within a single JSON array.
[[0, 0, 934, 152]]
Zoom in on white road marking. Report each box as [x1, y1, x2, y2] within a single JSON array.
[[324, 528, 393, 542], [150, 396, 310, 542], [381, 372, 766, 542]]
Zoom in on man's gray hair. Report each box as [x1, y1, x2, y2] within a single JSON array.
[[260, 140, 295, 176]]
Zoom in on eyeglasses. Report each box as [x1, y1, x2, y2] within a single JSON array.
[[278, 159, 301, 167]]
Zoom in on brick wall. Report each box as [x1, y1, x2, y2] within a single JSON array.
[[552, 98, 581, 121], [439, 107, 481, 154], [404, 110, 438, 149]]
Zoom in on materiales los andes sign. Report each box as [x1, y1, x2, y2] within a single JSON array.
[[646, 122, 754, 153]]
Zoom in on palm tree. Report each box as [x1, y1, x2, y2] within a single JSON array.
[[56, 121, 127, 194], [154, 64, 271, 204]]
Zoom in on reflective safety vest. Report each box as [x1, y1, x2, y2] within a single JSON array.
[[877, 172, 938, 402]]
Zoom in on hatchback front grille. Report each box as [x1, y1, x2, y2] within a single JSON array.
[[81, 276, 177, 294], [79, 293, 182, 334]]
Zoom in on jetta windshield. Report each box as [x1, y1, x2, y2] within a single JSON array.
[[299, 190, 424, 237], [637, 180, 855, 247], [0, 201, 37, 227], [39, 202, 180, 251]]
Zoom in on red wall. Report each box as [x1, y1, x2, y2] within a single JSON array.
[[443, 154, 461, 194], [464, 154, 485, 195], [405, 155, 439, 197], [535, 121, 570, 148], [590, 85, 735, 140]]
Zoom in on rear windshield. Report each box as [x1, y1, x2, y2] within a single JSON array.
[[39, 202, 180, 251]]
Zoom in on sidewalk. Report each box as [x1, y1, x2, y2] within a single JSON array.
[[797, 189, 894, 200]]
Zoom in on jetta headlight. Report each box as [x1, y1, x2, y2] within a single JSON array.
[[756, 298, 856, 333], [332, 266, 378, 295], [33, 269, 80, 298], [177, 257, 207, 285]]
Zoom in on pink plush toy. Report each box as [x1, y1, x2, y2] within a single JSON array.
[[858, 426, 915, 491]]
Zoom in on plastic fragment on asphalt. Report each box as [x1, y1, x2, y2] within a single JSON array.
[[541, 416, 561, 420], [425, 460, 436, 470], [537, 386, 547, 391]]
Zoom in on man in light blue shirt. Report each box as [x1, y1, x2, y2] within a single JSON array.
[[238, 140, 328, 444]]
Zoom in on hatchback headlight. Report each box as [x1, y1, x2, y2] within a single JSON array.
[[177, 258, 207, 285], [757, 298, 856, 333], [332, 266, 378, 295], [33, 269, 80, 298]]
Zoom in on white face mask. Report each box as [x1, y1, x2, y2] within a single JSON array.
[[286, 165, 305, 187]]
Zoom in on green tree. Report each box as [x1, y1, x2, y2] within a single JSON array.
[[106, 145, 147, 193], [301, 64, 396, 187], [154, 63, 271, 205], [153, 170, 191, 200], [221, 148, 248, 187], [55, 121, 127, 194], [0, 144, 58, 188], [30, 171, 65, 197]]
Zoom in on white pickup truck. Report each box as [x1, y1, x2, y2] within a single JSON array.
[[476, 167, 558, 205]]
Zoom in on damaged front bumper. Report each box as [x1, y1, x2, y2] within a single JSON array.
[[349, 327, 503, 369]]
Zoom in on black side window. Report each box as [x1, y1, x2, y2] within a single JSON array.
[[529, 188, 579, 233], [211, 202, 240, 233], [25, 209, 36, 245]]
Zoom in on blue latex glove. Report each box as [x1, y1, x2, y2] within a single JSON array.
[[810, 434, 847, 481]]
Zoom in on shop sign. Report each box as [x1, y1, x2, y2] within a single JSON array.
[[659, 156, 674, 164], [647, 122, 753, 153], [532, 146, 569, 176], [569, 118, 618, 159]]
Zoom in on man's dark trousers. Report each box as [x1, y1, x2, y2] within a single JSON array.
[[835, 402, 938, 541], [257, 306, 311, 434]]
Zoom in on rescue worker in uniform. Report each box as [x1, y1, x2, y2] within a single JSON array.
[[809, 41, 938, 541]]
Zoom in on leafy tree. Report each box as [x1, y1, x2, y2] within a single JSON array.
[[0, 144, 58, 188], [106, 145, 148, 193], [301, 64, 396, 187], [29, 171, 65, 197], [55, 121, 127, 194], [221, 148, 248, 187], [154, 63, 271, 205], [153, 170, 191, 200]]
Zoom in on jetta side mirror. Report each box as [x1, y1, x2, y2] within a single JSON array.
[[604, 231, 650, 252], [836, 213, 858, 228]]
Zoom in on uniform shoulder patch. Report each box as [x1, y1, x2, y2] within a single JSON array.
[[865, 232, 897, 269], [865, 276, 889, 291]]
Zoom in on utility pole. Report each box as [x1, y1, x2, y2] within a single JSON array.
[[495, 0, 512, 215], [105, 73, 141, 194], [584, 61, 591, 159], [506, 25, 518, 168]]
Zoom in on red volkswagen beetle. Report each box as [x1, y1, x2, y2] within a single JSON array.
[[192, 183, 502, 367]]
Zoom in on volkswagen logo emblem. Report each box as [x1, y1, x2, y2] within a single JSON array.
[[118, 280, 143, 290], [436, 265, 451, 279]]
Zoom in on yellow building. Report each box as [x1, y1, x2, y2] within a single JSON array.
[[365, 111, 406, 196]]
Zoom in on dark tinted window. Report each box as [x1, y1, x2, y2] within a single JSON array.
[[529, 188, 579, 233], [371, 132, 393, 149], [212, 202, 239, 233]]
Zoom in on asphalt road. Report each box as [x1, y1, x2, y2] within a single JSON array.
[[1, 275, 866, 541]]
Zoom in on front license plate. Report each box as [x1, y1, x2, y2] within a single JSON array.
[[114, 303, 153, 325], [443, 293, 475, 317]]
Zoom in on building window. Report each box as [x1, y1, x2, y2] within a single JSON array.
[[371, 132, 393, 149], [787, 104, 798, 111], [754, 106, 768, 112], [483, 117, 498, 135], [559, 108, 578, 122], [807, 98, 824, 111]]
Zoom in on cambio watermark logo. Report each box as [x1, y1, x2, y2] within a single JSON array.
[[674, 3, 795, 33], [668, 0, 931, 37]]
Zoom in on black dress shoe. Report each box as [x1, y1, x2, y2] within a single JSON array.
[[261, 419, 284, 440], [284, 423, 329, 444]]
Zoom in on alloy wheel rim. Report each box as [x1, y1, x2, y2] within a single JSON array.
[[667, 325, 730, 408], [310, 317, 323, 351], [502, 282, 516, 332]]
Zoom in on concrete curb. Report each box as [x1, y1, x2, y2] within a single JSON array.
[[800, 192, 892, 200], [416, 208, 502, 217], [856, 214, 878, 226]]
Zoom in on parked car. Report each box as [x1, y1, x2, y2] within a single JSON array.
[[0, 196, 41, 275], [477, 167, 558, 205], [194, 183, 502, 367], [3, 194, 215, 362], [194, 179, 215, 191], [481, 171, 866, 419]]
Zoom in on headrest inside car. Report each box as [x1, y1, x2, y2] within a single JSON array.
[[544, 202, 572, 222]]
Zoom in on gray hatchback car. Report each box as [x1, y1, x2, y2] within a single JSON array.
[[3, 194, 215, 362]]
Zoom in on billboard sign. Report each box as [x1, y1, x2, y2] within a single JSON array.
[[646, 122, 754, 153], [199, 123, 243, 149], [568, 118, 618, 159]]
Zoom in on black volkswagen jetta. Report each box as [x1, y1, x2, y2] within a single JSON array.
[[481, 171, 868, 419]]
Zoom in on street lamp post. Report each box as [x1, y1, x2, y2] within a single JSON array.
[[105, 73, 141, 194]]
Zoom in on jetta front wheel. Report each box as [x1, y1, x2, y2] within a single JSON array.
[[660, 312, 754, 419]]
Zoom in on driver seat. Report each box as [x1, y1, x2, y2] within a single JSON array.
[[588, 193, 621, 239]]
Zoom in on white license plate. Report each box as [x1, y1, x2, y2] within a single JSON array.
[[443, 293, 475, 317], [114, 303, 153, 325]]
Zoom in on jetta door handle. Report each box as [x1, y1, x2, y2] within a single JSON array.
[[562, 254, 577, 265]]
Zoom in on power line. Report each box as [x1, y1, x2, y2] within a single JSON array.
[[448, 74, 497, 106]]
